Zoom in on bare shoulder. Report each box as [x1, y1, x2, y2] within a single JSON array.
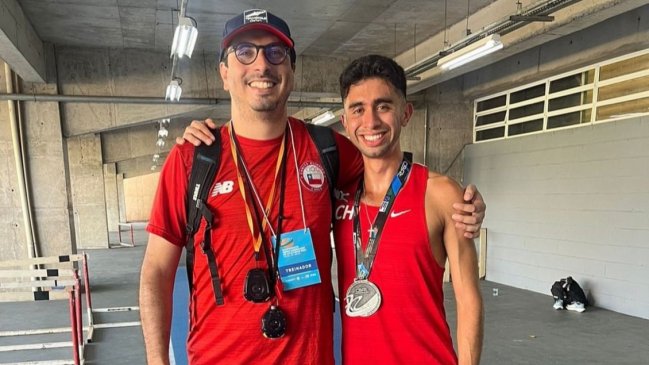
[[426, 170, 463, 205]]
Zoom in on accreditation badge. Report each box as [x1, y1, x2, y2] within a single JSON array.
[[272, 228, 321, 290]]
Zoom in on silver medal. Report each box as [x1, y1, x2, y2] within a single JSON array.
[[344, 280, 381, 317]]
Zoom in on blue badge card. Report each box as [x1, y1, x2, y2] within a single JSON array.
[[272, 228, 321, 290]]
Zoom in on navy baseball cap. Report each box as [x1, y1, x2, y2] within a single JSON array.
[[220, 9, 296, 62]]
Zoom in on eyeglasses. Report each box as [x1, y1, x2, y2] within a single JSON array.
[[225, 42, 290, 65]]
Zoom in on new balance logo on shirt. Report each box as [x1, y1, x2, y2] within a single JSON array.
[[211, 181, 234, 197]]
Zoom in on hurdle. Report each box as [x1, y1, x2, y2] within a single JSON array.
[[116, 223, 135, 247], [0, 253, 94, 365]]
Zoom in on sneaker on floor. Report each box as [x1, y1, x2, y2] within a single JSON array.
[[553, 299, 564, 310], [566, 301, 586, 312]]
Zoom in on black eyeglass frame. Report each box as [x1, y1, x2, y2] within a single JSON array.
[[223, 42, 291, 65]]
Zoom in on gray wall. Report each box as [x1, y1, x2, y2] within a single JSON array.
[[399, 77, 474, 185], [464, 116, 649, 319]]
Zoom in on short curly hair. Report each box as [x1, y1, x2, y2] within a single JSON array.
[[339, 55, 407, 101]]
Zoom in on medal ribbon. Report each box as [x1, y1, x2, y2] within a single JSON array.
[[228, 122, 286, 254], [352, 152, 413, 280]]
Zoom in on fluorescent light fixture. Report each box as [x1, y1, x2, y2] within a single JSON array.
[[312, 111, 337, 126], [171, 16, 198, 58], [438, 34, 503, 71], [165, 80, 182, 101]]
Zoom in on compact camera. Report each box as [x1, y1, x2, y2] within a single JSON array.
[[262, 305, 287, 339], [244, 268, 271, 303]]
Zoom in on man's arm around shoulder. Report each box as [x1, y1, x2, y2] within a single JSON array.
[[426, 173, 484, 365], [140, 234, 183, 365]]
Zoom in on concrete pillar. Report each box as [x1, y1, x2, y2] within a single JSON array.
[[103, 163, 119, 233], [67, 133, 109, 249], [117, 173, 126, 224], [400, 102, 427, 165], [423, 78, 473, 184]]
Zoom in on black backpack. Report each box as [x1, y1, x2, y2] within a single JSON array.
[[565, 277, 588, 305], [183, 123, 339, 305], [551, 276, 588, 305]]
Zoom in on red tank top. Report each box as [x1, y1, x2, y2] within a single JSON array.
[[148, 118, 362, 365], [334, 163, 458, 365]]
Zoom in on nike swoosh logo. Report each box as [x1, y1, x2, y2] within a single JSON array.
[[390, 209, 411, 218]]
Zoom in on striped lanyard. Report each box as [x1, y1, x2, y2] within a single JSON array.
[[228, 122, 286, 255]]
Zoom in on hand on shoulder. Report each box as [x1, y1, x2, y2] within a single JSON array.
[[175, 118, 218, 146], [426, 172, 485, 239]]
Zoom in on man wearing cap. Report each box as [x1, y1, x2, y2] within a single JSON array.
[[140, 9, 485, 365]]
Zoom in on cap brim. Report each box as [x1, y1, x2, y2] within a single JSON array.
[[221, 23, 294, 50]]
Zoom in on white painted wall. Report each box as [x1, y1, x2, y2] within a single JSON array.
[[464, 116, 649, 319]]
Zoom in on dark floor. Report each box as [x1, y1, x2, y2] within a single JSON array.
[[2, 225, 649, 364]]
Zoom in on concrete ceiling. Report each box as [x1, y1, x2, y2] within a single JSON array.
[[16, 0, 493, 59], [10, 0, 646, 90]]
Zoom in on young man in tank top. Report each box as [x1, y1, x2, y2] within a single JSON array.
[[333, 55, 483, 365]]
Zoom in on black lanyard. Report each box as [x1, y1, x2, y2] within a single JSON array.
[[231, 127, 289, 291], [352, 152, 412, 280]]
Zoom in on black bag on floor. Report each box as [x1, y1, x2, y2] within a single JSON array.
[[551, 279, 568, 301], [551, 276, 588, 306], [565, 276, 588, 306]]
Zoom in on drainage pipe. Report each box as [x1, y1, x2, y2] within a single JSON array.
[[0, 94, 342, 108], [5, 64, 37, 259], [0, 94, 217, 104]]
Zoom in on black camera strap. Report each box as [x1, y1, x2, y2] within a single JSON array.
[[352, 152, 413, 280], [231, 125, 289, 293], [185, 133, 224, 306], [228, 123, 286, 258], [246, 169, 279, 291], [198, 200, 225, 305]]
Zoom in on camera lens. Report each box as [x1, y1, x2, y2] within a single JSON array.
[[244, 268, 271, 302], [269, 319, 280, 329], [262, 306, 286, 339]]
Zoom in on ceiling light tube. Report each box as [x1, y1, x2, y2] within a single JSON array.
[[312, 111, 337, 126], [438, 34, 503, 71], [165, 79, 182, 101], [171, 16, 198, 58]]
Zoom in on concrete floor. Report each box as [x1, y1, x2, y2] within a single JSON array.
[[1, 226, 648, 364]]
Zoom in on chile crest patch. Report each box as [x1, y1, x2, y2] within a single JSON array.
[[299, 162, 326, 192]]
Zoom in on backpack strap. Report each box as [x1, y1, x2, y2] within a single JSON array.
[[304, 123, 339, 222], [185, 128, 224, 305], [304, 123, 340, 312]]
